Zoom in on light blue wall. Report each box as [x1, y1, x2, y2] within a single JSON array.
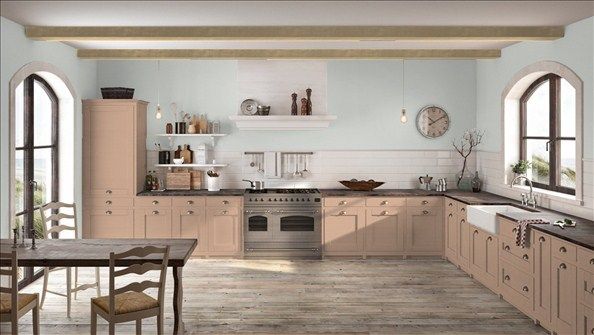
[[0, 17, 98, 237], [97, 59, 477, 151], [476, 17, 594, 158]]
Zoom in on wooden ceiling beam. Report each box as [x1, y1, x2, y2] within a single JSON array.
[[27, 26, 564, 41], [76, 49, 501, 59]]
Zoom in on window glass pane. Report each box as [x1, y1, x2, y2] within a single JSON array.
[[33, 81, 53, 146], [15, 82, 25, 147], [32, 210, 45, 240], [525, 81, 549, 137], [15, 150, 25, 214], [559, 140, 576, 189], [560, 79, 576, 138], [526, 139, 549, 185], [33, 148, 53, 207]]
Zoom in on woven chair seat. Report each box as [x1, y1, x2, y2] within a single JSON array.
[[92, 291, 159, 315], [0, 292, 37, 313]]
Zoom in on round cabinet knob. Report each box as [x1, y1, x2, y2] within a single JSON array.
[[152, 200, 159, 205], [522, 286, 529, 292], [448, 203, 453, 207], [487, 236, 493, 242], [339, 201, 347, 205], [187, 210, 194, 215], [539, 236, 545, 242], [559, 246, 567, 253], [422, 200, 429, 205], [105, 200, 112, 205], [106, 190, 112, 194], [279, 198, 283, 202], [222, 200, 229, 205], [559, 263, 567, 270], [422, 210, 429, 215], [274, 198, 277, 202], [381, 201, 389, 205], [512, 228, 518, 233], [522, 254, 529, 261], [381, 211, 388, 216], [461, 208, 466, 212], [152, 210, 159, 215], [504, 245, 511, 251], [187, 200, 194, 205], [504, 275, 510, 281], [474, 230, 479, 235], [448, 213, 453, 218], [590, 259, 594, 265], [222, 210, 228, 215], [338, 211, 347, 216], [105, 210, 112, 215], [591, 328, 594, 335]]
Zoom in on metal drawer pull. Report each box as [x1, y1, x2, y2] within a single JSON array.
[[105, 200, 112, 205], [590, 287, 594, 294], [487, 236, 493, 242], [504, 275, 510, 281], [152, 210, 159, 215], [559, 263, 567, 269], [504, 245, 511, 251], [222, 210, 228, 215], [222, 200, 229, 205], [106, 190, 112, 194], [187, 200, 194, 205], [539, 236, 545, 242], [448, 213, 453, 218], [559, 246, 567, 253], [512, 228, 518, 233], [448, 203, 453, 207], [105, 210, 112, 215], [460, 208, 465, 212], [380, 201, 389, 205], [474, 230, 479, 235], [522, 254, 529, 261], [152, 200, 159, 205], [591, 328, 593, 335], [460, 219, 465, 223], [339, 201, 347, 205], [338, 211, 347, 216], [590, 259, 594, 265], [422, 210, 429, 215], [380, 211, 388, 216], [522, 286, 529, 292], [187, 210, 194, 215], [422, 200, 429, 205]]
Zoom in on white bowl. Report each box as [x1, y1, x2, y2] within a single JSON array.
[[173, 158, 184, 165]]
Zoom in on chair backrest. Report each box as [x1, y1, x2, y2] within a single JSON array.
[[39, 202, 78, 239], [0, 251, 19, 319], [108, 246, 170, 317]]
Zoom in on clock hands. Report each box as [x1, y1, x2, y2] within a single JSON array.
[[429, 115, 446, 126]]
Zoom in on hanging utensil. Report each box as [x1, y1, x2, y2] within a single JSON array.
[[249, 154, 256, 167], [293, 154, 302, 178], [302, 154, 309, 174]]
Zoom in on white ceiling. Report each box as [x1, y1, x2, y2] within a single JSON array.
[[1, 1, 592, 53]]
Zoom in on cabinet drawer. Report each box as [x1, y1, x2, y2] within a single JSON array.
[[499, 218, 522, 240], [324, 197, 365, 207], [135, 197, 172, 207], [578, 269, 594, 309], [578, 247, 594, 272], [172, 197, 206, 207], [406, 197, 442, 207], [500, 259, 533, 309], [552, 237, 577, 263], [207, 207, 240, 216], [407, 207, 441, 217], [85, 197, 133, 208], [366, 197, 406, 207], [368, 207, 406, 217], [500, 235, 533, 273], [206, 197, 242, 207]]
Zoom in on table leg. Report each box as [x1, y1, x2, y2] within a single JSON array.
[[173, 266, 185, 334]]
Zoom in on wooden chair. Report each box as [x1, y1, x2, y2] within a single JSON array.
[[90, 245, 170, 335], [39, 202, 101, 317], [0, 250, 40, 335]]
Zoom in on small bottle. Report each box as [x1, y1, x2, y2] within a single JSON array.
[[471, 171, 482, 193], [174, 145, 182, 159]]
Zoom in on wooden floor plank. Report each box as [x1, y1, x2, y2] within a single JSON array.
[[2, 258, 548, 334]]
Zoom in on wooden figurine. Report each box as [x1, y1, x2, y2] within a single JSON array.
[[306, 88, 312, 115], [291, 93, 298, 115], [300, 98, 308, 115]]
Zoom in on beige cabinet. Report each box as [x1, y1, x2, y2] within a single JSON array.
[[405, 207, 443, 254], [323, 207, 365, 255], [364, 207, 405, 255], [445, 211, 458, 263], [135, 209, 173, 238], [86, 209, 134, 238], [469, 226, 499, 293], [207, 207, 241, 255], [533, 231, 552, 329], [577, 303, 593, 335], [551, 255, 577, 335], [174, 207, 207, 254], [458, 217, 470, 271]]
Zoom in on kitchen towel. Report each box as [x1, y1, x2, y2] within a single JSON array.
[[515, 219, 549, 248]]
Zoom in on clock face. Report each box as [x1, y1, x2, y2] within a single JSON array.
[[416, 106, 450, 138]]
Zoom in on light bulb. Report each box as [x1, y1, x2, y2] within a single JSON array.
[[155, 104, 162, 120], [400, 108, 407, 124]]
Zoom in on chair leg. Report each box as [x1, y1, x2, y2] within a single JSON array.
[[33, 302, 40, 335], [12, 316, 18, 335], [95, 267, 101, 297], [74, 267, 78, 300], [157, 313, 163, 335], [40, 267, 49, 309], [109, 322, 115, 335], [136, 319, 142, 335], [90, 308, 97, 335], [66, 267, 72, 318]]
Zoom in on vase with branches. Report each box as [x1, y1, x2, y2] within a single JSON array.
[[453, 129, 484, 188]]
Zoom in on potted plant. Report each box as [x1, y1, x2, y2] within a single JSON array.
[[453, 129, 484, 191], [510, 160, 531, 185]]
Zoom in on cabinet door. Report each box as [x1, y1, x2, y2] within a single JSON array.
[[458, 217, 470, 270], [577, 303, 593, 335], [174, 207, 207, 254], [469, 228, 486, 273], [83, 104, 135, 196], [484, 232, 499, 290], [445, 212, 459, 263], [552, 256, 577, 335], [135, 209, 172, 238], [87, 209, 134, 238], [365, 207, 405, 254], [534, 231, 552, 328], [323, 207, 364, 254], [207, 208, 240, 254], [405, 208, 443, 253]]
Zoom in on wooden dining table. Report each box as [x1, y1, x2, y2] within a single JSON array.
[[0, 238, 197, 334]]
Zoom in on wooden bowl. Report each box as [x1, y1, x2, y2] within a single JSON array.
[[339, 180, 385, 191]]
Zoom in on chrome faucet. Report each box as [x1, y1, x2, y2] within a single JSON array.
[[242, 179, 265, 190], [511, 175, 537, 208]]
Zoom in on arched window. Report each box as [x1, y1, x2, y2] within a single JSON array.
[[520, 73, 576, 195]]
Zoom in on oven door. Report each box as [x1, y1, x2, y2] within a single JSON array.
[[273, 209, 321, 242], [244, 210, 274, 242]]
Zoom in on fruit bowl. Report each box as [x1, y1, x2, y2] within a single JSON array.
[[339, 179, 385, 191]]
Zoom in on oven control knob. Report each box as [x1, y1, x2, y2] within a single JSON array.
[[274, 198, 277, 201], [249, 198, 252, 202], [260, 198, 264, 202], [307, 198, 311, 201], [285, 198, 289, 202], [268, 198, 272, 201]]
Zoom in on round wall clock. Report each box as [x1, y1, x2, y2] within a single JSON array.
[[416, 105, 450, 139]]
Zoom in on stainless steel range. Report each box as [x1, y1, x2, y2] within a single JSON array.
[[243, 189, 322, 258]]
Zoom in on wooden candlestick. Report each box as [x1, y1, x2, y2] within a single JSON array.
[[291, 93, 298, 115], [306, 88, 312, 115], [300, 98, 308, 115]]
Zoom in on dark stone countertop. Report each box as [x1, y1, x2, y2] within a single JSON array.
[[137, 189, 245, 196], [319, 189, 512, 205]]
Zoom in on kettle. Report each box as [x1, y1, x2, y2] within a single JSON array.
[[418, 174, 433, 190]]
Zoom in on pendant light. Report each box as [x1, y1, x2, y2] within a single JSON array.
[[400, 58, 408, 124], [154, 60, 162, 119]]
